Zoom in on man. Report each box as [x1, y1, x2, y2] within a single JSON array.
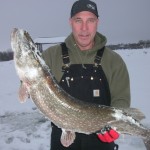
[[42, 0, 131, 149]]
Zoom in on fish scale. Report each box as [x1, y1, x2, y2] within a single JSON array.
[[11, 28, 150, 149]]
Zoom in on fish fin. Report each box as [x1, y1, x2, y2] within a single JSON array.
[[60, 129, 76, 147], [18, 82, 30, 103], [122, 108, 145, 121], [143, 138, 150, 150]]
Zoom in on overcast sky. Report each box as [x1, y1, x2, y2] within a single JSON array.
[[0, 0, 150, 51]]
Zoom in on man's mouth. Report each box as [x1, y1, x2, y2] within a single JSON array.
[[79, 34, 89, 39]]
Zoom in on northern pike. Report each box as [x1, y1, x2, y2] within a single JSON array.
[[11, 28, 150, 149]]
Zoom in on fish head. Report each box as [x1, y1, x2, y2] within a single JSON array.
[[11, 28, 38, 62], [11, 28, 43, 82]]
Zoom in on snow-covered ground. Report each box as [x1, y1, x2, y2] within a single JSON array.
[[0, 48, 150, 150]]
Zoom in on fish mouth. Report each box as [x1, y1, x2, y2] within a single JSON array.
[[11, 28, 18, 49], [11, 28, 41, 63], [11, 28, 27, 44], [11, 28, 22, 41], [11, 28, 35, 52], [11, 28, 18, 37], [11, 28, 24, 52]]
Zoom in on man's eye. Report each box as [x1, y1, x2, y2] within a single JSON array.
[[88, 19, 96, 23], [75, 19, 82, 23]]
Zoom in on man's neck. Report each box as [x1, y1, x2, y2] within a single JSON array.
[[77, 41, 95, 51]]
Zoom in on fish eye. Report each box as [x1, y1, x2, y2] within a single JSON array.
[[37, 51, 40, 56], [32, 47, 35, 50]]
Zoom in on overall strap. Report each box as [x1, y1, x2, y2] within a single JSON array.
[[60, 43, 70, 69], [61, 42, 105, 67], [94, 46, 105, 67]]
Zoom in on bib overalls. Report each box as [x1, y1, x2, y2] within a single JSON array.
[[50, 43, 118, 150]]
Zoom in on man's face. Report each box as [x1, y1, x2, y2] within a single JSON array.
[[70, 11, 99, 50]]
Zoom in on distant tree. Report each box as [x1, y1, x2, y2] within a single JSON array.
[[0, 50, 13, 61]]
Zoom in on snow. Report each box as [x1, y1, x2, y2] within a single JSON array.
[[0, 48, 150, 150]]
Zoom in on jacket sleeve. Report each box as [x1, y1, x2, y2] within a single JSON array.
[[110, 57, 131, 108], [42, 45, 64, 82], [42, 48, 52, 69]]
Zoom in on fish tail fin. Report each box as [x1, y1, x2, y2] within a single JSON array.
[[122, 108, 145, 121]]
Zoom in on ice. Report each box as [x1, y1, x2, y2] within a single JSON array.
[[0, 48, 150, 149]]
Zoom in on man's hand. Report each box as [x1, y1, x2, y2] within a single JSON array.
[[97, 125, 119, 143]]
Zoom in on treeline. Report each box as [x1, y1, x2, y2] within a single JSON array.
[[108, 40, 150, 50], [0, 40, 150, 62], [0, 51, 13, 61]]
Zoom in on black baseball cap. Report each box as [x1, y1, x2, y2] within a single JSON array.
[[71, 0, 99, 18]]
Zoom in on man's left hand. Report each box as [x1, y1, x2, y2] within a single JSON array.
[[97, 125, 119, 143]]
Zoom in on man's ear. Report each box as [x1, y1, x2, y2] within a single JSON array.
[[69, 18, 72, 26]]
